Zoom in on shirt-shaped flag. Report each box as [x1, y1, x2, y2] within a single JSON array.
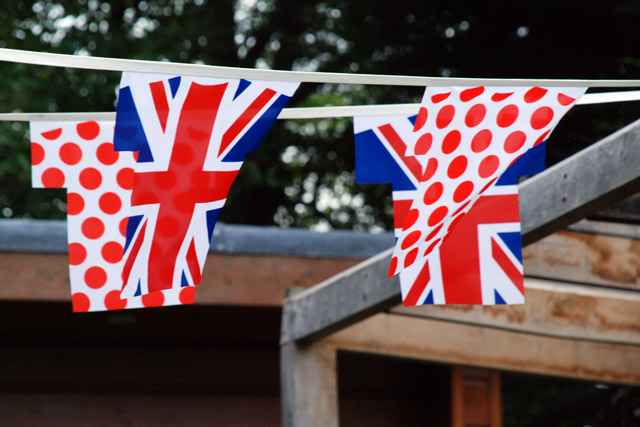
[[114, 72, 299, 299], [30, 120, 193, 311], [387, 86, 586, 277], [354, 85, 586, 305]]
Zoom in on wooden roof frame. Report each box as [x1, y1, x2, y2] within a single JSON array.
[[281, 118, 640, 345], [280, 120, 640, 426]]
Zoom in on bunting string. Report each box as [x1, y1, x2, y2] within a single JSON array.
[[0, 89, 639, 122], [2, 48, 640, 88]]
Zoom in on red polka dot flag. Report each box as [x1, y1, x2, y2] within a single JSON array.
[[31, 120, 194, 312], [388, 86, 587, 277]]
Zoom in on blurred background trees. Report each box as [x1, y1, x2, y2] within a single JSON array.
[[0, 1, 639, 425], [1, 0, 639, 230]]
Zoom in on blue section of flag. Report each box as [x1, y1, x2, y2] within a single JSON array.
[[496, 142, 547, 186], [123, 215, 144, 253], [498, 231, 523, 263], [169, 76, 181, 98], [355, 129, 417, 191], [494, 290, 507, 305], [114, 87, 154, 162], [181, 271, 190, 287], [423, 290, 434, 305], [234, 79, 252, 100], [223, 94, 292, 162], [206, 208, 222, 243], [134, 280, 142, 297]]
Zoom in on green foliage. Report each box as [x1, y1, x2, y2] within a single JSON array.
[[0, 0, 639, 230]]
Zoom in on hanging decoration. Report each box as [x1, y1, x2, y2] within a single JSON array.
[[30, 120, 192, 311], [354, 85, 586, 305], [113, 72, 299, 299]]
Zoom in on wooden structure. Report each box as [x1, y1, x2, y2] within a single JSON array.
[[0, 120, 639, 425], [280, 119, 640, 426]]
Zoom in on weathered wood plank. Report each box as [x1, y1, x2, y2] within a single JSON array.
[[281, 120, 640, 344], [0, 252, 360, 307], [520, 119, 640, 245], [324, 313, 640, 386], [281, 341, 338, 427], [390, 278, 640, 346], [523, 227, 640, 291]]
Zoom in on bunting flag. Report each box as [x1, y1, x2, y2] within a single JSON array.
[[354, 84, 586, 305], [397, 143, 546, 305], [30, 120, 193, 311], [380, 86, 585, 277], [114, 72, 299, 299]]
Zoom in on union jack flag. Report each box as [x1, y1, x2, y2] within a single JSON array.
[[355, 110, 546, 305], [383, 86, 586, 277], [114, 72, 299, 299]]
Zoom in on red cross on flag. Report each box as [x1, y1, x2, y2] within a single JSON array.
[[114, 72, 299, 299], [388, 86, 586, 277]]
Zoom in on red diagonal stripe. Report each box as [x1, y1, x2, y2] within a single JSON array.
[[219, 88, 276, 156], [403, 261, 430, 306], [377, 124, 424, 181], [121, 219, 147, 287], [186, 237, 202, 285], [149, 81, 170, 132], [491, 237, 524, 296]]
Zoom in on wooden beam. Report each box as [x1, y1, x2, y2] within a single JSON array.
[[323, 313, 640, 386], [280, 340, 338, 427], [524, 227, 640, 292], [390, 278, 640, 346], [0, 252, 360, 307], [281, 120, 640, 344], [520, 119, 640, 245]]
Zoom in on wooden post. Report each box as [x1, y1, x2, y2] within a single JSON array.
[[452, 367, 502, 427], [280, 340, 338, 427]]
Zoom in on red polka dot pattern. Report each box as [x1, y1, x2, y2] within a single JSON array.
[[82, 217, 105, 239], [496, 104, 519, 128], [60, 142, 83, 165], [72, 292, 91, 312], [104, 290, 127, 310], [80, 167, 102, 190], [504, 131, 526, 154], [387, 85, 586, 277], [142, 291, 165, 308], [99, 192, 122, 215], [85, 266, 108, 289], [67, 192, 85, 215], [442, 130, 461, 154], [179, 286, 196, 304], [97, 142, 120, 165], [31, 143, 45, 165], [530, 107, 554, 130], [413, 107, 428, 132], [436, 105, 455, 129], [77, 121, 101, 140], [471, 130, 492, 153], [30, 121, 190, 311], [415, 133, 432, 155], [42, 168, 65, 188], [101, 241, 124, 263], [68, 243, 87, 265], [447, 156, 468, 179], [465, 104, 486, 128], [423, 182, 443, 205]]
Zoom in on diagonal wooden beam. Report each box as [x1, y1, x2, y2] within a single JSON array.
[[281, 119, 640, 344]]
